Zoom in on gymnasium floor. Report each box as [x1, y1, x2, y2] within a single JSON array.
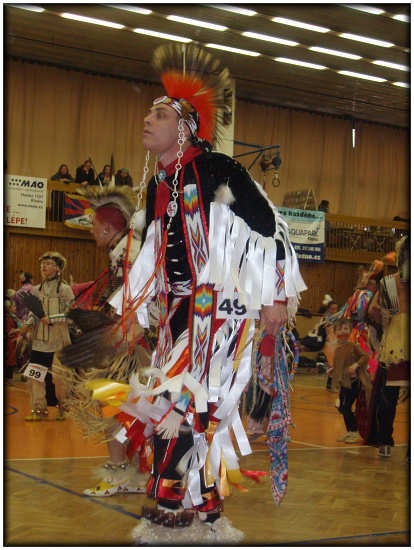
[[5, 373, 410, 546]]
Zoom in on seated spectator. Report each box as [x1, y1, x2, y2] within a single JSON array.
[[51, 164, 74, 183], [318, 200, 330, 244], [318, 200, 329, 213], [392, 210, 409, 223], [75, 160, 96, 186], [115, 168, 133, 187], [50, 164, 74, 221], [96, 164, 112, 186]]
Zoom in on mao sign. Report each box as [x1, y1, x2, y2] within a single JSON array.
[[5, 175, 47, 228]]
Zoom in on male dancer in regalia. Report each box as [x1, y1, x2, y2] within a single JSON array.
[[106, 43, 306, 543], [59, 184, 150, 496]]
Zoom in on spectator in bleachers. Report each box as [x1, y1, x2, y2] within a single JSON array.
[[50, 164, 74, 220], [96, 164, 112, 186], [75, 159, 96, 186], [51, 164, 74, 183], [115, 168, 133, 187], [318, 200, 329, 213]]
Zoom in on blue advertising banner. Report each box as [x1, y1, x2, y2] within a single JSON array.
[[278, 207, 325, 263]]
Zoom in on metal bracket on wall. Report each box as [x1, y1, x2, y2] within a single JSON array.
[[233, 141, 281, 190]]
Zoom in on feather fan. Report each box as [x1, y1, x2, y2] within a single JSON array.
[[18, 292, 45, 319], [66, 308, 114, 333], [58, 325, 127, 370]]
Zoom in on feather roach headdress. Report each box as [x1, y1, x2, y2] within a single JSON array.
[[152, 43, 232, 146], [78, 182, 140, 235]]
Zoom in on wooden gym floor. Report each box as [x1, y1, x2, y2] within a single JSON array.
[[5, 373, 410, 546]]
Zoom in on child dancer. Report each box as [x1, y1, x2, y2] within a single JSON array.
[[328, 319, 371, 443]]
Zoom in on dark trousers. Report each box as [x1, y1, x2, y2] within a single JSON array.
[[339, 380, 360, 432], [376, 386, 400, 446], [30, 350, 58, 407]]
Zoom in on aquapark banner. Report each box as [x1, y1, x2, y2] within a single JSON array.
[[5, 175, 47, 228], [277, 207, 325, 263], [64, 193, 93, 230]]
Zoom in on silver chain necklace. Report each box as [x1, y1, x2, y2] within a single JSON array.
[[161, 119, 186, 229], [132, 119, 186, 232]]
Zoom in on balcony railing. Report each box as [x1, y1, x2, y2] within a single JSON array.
[[8, 181, 410, 261], [325, 213, 408, 262]]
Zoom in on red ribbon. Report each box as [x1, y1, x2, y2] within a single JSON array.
[[125, 418, 147, 460], [240, 468, 267, 483], [259, 334, 275, 357], [155, 180, 171, 218]]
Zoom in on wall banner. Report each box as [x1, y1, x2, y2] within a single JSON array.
[[5, 175, 47, 228], [64, 193, 93, 230], [278, 207, 325, 263]]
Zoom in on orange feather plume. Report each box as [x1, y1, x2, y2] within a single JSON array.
[[162, 71, 216, 143]]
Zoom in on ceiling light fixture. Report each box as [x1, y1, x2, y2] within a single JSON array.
[[210, 5, 257, 16], [393, 81, 409, 88], [9, 4, 45, 12], [340, 33, 394, 48], [372, 60, 409, 71], [242, 31, 298, 47], [275, 57, 327, 70], [167, 15, 227, 31], [107, 5, 152, 15], [272, 17, 330, 33], [309, 46, 361, 60], [206, 43, 260, 56], [344, 5, 385, 15], [392, 14, 409, 22], [133, 28, 192, 43], [337, 70, 386, 82], [61, 12, 124, 29]]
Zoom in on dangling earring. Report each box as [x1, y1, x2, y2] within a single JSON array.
[[136, 150, 150, 209]]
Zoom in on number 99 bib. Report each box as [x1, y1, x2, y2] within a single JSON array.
[[23, 363, 48, 383]]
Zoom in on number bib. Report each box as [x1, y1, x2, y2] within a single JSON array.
[[216, 290, 259, 320], [23, 363, 48, 382]]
